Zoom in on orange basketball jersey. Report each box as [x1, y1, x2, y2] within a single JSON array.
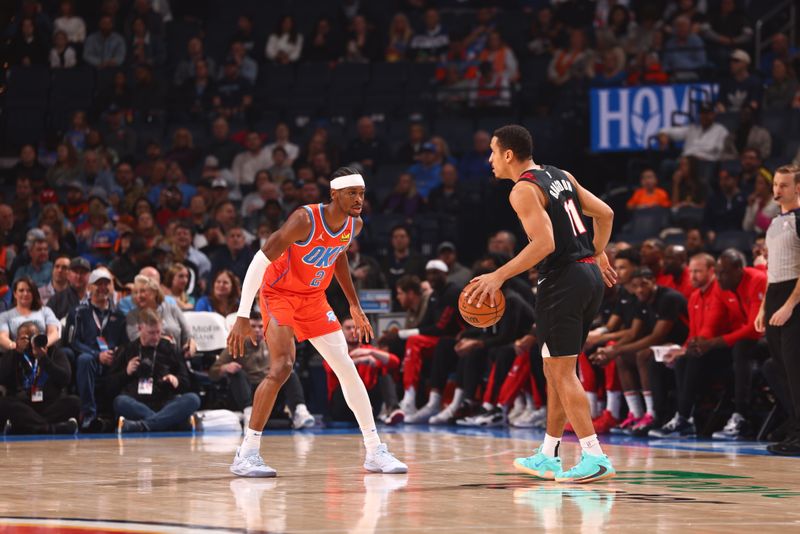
[[262, 203, 354, 295]]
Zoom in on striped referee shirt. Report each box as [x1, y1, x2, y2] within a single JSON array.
[[766, 208, 800, 283]]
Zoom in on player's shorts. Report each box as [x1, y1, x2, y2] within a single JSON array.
[[535, 258, 604, 358], [260, 287, 341, 342]]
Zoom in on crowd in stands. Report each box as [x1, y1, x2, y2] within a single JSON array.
[[1, 0, 799, 448]]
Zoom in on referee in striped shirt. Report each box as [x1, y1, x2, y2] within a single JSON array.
[[756, 166, 800, 455]]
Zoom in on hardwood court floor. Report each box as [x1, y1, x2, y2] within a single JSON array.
[[2, 427, 800, 533]]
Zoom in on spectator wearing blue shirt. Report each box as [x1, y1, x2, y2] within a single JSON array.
[[83, 15, 126, 69], [194, 270, 240, 317], [662, 16, 707, 77], [459, 130, 492, 184], [14, 231, 52, 288], [407, 143, 442, 198], [716, 49, 763, 113], [209, 226, 255, 285]]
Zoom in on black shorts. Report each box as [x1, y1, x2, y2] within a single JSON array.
[[535, 260, 604, 358]]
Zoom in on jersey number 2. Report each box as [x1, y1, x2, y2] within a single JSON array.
[[310, 270, 325, 287], [564, 199, 588, 236]]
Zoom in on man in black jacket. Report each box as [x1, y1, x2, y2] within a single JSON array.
[[68, 269, 128, 431], [0, 322, 79, 434], [48, 257, 91, 321], [103, 309, 200, 433], [395, 260, 464, 422]]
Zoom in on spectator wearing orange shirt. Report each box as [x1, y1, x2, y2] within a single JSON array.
[[627, 169, 671, 211]]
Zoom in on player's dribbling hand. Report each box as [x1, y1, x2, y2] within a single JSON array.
[[227, 317, 257, 359], [466, 273, 502, 307], [595, 251, 618, 287], [350, 305, 374, 343]]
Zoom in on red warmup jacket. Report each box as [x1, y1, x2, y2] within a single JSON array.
[[657, 267, 694, 301], [323, 344, 400, 401], [721, 267, 767, 347], [686, 278, 744, 344]]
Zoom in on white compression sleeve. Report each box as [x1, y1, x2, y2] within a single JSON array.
[[237, 250, 271, 318], [398, 328, 419, 340], [309, 331, 380, 450]]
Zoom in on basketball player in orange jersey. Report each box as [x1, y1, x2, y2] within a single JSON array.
[[226, 167, 407, 477], [466, 125, 618, 483]]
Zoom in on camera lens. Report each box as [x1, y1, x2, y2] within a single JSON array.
[[33, 334, 48, 349]]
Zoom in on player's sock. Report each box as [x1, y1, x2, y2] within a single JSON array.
[[427, 390, 442, 408], [624, 391, 644, 418], [401, 387, 415, 406], [309, 331, 384, 455], [482, 401, 494, 411], [240, 428, 262, 456], [579, 434, 604, 456], [449, 387, 465, 409], [643, 391, 655, 416], [524, 392, 534, 410], [541, 433, 561, 458], [607, 391, 623, 420]]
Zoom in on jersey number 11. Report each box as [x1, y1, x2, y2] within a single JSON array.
[[564, 199, 588, 236]]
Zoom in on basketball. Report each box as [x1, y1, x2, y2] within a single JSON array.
[[458, 284, 505, 328]]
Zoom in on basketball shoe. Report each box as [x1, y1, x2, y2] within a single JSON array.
[[462, 406, 505, 427], [363, 443, 408, 474], [513, 447, 563, 480], [556, 452, 616, 483], [511, 407, 546, 428], [507, 396, 527, 423], [712, 413, 749, 440], [292, 404, 315, 429], [629, 413, 656, 437], [381, 408, 405, 426], [609, 412, 638, 435], [230, 447, 277, 477], [592, 410, 620, 434], [648, 413, 696, 439]]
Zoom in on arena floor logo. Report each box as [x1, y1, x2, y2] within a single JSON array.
[[590, 84, 719, 152]]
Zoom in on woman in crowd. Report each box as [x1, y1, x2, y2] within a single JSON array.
[[0, 278, 60, 351], [381, 173, 425, 217], [164, 263, 195, 311], [195, 270, 240, 316], [743, 173, 779, 235], [126, 275, 195, 357]]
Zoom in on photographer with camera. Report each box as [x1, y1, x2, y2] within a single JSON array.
[[68, 268, 128, 431], [103, 308, 200, 433], [0, 321, 79, 434]]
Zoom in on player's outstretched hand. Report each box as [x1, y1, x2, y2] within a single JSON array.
[[227, 316, 257, 359], [350, 305, 374, 343], [595, 251, 618, 287], [466, 272, 502, 308]]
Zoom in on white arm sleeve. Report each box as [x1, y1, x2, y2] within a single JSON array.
[[398, 328, 420, 340], [237, 250, 271, 318]]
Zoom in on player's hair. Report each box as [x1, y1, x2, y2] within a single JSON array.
[[331, 166, 362, 180], [644, 238, 666, 251], [249, 308, 262, 320], [719, 248, 746, 268], [396, 274, 422, 294], [390, 224, 411, 238], [631, 267, 655, 280], [690, 252, 715, 269], [615, 247, 640, 265], [493, 125, 533, 162], [775, 165, 800, 184]]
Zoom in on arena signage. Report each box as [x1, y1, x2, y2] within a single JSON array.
[[590, 83, 718, 152]]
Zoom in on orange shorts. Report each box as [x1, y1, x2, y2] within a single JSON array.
[[260, 288, 341, 342]]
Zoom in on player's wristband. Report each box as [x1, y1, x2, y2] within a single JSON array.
[[237, 250, 271, 318], [398, 328, 419, 339], [596, 326, 609, 335]]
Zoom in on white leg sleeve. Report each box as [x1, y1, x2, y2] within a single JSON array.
[[309, 331, 380, 444]]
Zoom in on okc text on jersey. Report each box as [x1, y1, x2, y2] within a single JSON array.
[[302, 245, 347, 268]]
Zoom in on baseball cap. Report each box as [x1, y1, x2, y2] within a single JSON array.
[[89, 268, 112, 285], [69, 257, 91, 271], [211, 177, 228, 189], [92, 230, 116, 249], [65, 180, 85, 193], [421, 142, 436, 152], [730, 49, 751, 65], [88, 187, 109, 205], [204, 155, 220, 168], [425, 259, 449, 273], [437, 241, 456, 254]]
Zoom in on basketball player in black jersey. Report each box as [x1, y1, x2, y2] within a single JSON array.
[[466, 125, 618, 483]]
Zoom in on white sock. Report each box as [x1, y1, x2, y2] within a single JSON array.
[[449, 388, 465, 410], [524, 392, 534, 409], [240, 428, 262, 456], [579, 434, 604, 456], [482, 401, 494, 411], [402, 387, 415, 405], [587, 392, 599, 418], [607, 391, 623, 419], [541, 433, 561, 458], [309, 331, 382, 454], [643, 391, 655, 416], [624, 391, 644, 418], [427, 390, 442, 408]]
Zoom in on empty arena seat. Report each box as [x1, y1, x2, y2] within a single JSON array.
[[6, 65, 49, 108], [619, 207, 672, 242], [711, 230, 756, 254]]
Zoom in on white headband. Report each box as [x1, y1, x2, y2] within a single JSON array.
[[330, 174, 366, 190]]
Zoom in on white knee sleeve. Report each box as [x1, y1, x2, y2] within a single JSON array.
[[309, 331, 377, 433]]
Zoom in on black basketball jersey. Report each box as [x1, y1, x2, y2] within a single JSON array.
[[517, 166, 595, 275]]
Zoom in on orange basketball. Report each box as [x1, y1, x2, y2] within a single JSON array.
[[458, 284, 505, 328]]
